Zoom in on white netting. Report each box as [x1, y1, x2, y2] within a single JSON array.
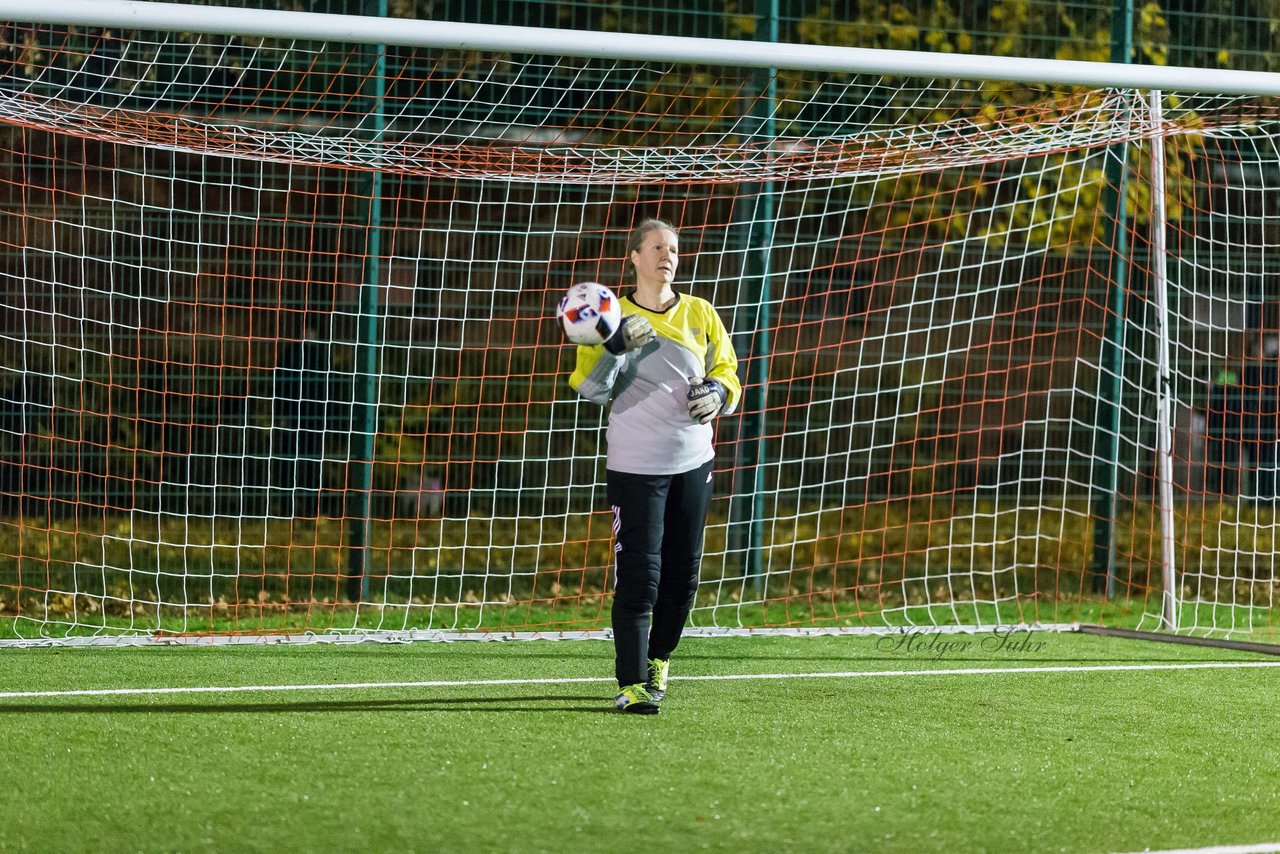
[[2, 19, 1279, 643]]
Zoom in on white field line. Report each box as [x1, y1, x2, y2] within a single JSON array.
[[0, 623, 1083, 648], [1117, 844, 1280, 854], [3, 659, 1280, 701]]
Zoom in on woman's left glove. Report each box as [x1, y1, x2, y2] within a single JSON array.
[[686, 377, 726, 424]]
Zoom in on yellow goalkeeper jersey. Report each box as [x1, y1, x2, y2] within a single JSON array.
[[569, 291, 741, 476]]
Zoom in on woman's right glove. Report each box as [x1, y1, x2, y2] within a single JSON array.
[[603, 314, 657, 355]]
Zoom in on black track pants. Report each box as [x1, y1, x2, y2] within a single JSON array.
[[607, 459, 715, 687]]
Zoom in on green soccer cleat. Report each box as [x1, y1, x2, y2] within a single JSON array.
[[614, 683, 660, 715], [646, 658, 670, 702]]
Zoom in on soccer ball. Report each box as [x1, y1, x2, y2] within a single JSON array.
[[557, 282, 622, 346]]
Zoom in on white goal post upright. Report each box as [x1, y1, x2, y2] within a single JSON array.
[[3, 0, 1280, 645], [1146, 89, 1180, 633]]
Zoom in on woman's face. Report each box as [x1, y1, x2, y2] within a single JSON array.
[[630, 227, 679, 287]]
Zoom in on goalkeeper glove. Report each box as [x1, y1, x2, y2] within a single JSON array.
[[686, 377, 726, 424], [602, 314, 657, 355]]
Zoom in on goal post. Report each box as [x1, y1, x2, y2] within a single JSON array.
[[3, 0, 1280, 645], [12, 0, 1280, 94]]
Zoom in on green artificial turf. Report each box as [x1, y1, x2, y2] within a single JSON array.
[[3, 632, 1279, 852]]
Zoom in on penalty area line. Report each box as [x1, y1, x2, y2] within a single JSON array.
[[3, 658, 1280, 701]]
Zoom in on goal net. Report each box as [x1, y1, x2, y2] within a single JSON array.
[[3, 3, 1280, 644]]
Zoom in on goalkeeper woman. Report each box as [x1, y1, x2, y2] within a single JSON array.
[[569, 218, 741, 714]]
